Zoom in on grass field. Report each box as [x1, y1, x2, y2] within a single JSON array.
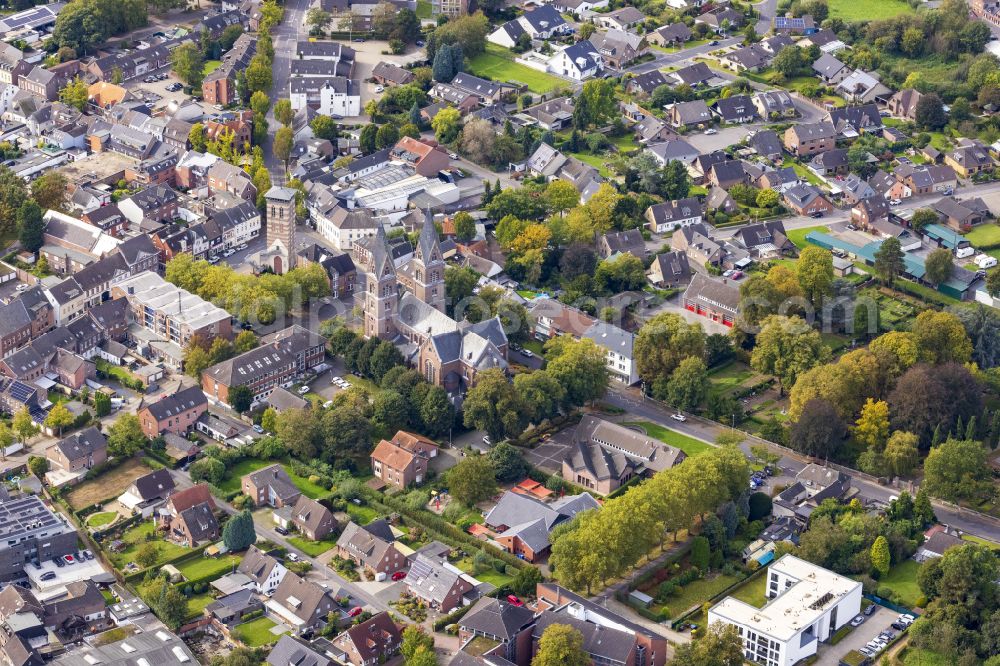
[[667, 573, 740, 616], [415, 0, 431, 17], [109, 522, 188, 571], [234, 616, 284, 647], [901, 648, 953, 666], [962, 534, 1000, 549], [66, 458, 155, 509], [218, 459, 272, 494], [455, 557, 514, 588], [829, 0, 914, 21], [468, 44, 564, 94], [728, 573, 767, 608], [781, 159, 823, 186], [570, 152, 612, 177], [787, 225, 830, 250], [708, 361, 754, 399], [625, 421, 713, 457], [346, 502, 380, 525], [175, 553, 242, 581], [185, 593, 214, 620], [86, 511, 118, 527], [202, 60, 222, 76], [877, 560, 922, 608], [287, 536, 337, 557], [964, 223, 1000, 246]]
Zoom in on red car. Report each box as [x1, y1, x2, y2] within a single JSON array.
[[349, 606, 364, 617], [391, 571, 407, 581], [507, 595, 524, 607]]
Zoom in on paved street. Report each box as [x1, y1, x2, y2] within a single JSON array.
[[604, 386, 1000, 542], [263, 0, 311, 181]]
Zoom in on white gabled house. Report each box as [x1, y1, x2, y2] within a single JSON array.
[[489, 5, 573, 48], [547, 40, 602, 81]]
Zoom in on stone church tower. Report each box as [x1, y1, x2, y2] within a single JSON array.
[[410, 210, 446, 313], [362, 225, 398, 340], [262, 186, 297, 274]]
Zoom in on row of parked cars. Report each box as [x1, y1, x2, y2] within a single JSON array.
[[35, 550, 95, 581]]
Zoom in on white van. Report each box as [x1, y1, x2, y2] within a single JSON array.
[[975, 254, 998, 269], [956, 246, 975, 259]]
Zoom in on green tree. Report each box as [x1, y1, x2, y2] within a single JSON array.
[[452, 211, 476, 243], [513, 370, 565, 424], [871, 535, 890, 576], [188, 122, 206, 152], [924, 247, 954, 286], [634, 312, 705, 388], [915, 92, 947, 130], [751, 315, 829, 395], [667, 356, 708, 411], [171, 42, 205, 91], [855, 398, 890, 451], [107, 413, 146, 456], [546, 337, 609, 407], [690, 536, 710, 570], [910, 208, 938, 232], [462, 367, 525, 440], [58, 76, 89, 111], [93, 391, 111, 417], [260, 407, 278, 434], [884, 430, 920, 477], [31, 172, 68, 212], [375, 123, 400, 150], [189, 457, 226, 484], [310, 115, 338, 140], [27, 455, 48, 478], [276, 408, 320, 459], [273, 126, 294, 173], [135, 542, 160, 568], [670, 623, 744, 666], [401, 626, 435, 664], [486, 441, 528, 482], [44, 403, 74, 437], [545, 180, 579, 217], [431, 107, 461, 142], [923, 438, 991, 501], [274, 99, 293, 127], [873, 236, 905, 286], [17, 200, 44, 253], [772, 45, 805, 76], [13, 407, 37, 444], [223, 510, 257, 551], [791, 399, 845, 459], [228, 384, 253, 412], [796, 246, 834, 310], [447, 455, 497, 506], [912, 310, 972, 364], [245, 54, 273, 95], [419, 386, 454, 438], [532, 624, 589, 666]]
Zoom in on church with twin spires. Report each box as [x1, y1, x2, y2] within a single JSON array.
[[354, 211, 509, 393]]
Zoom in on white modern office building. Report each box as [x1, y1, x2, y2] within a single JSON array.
[[708, 555, 862, 666]]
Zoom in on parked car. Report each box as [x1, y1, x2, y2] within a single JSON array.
[[507, 595, 524, 607], [253, 424, 264, 434], [375, 85, 384, 93], [521, 349, 534, 358], [704, 128, 718, 135], [810, 211, 824, 218], [889, 199, 902, 206], [287, 552, 299, 562], [349, 606, 364, 617], [850, 615, 865, 627], [482, 435, 491, 446], [40, 572, 57, 581], [275, 526, 289, 536], [62, 554, 74, 565], [52, 558, 64, 568], [298, 385, 310, 395], [391, 571, 407, 581], [671, 413, 687, 422], [864, 604, 877, 616]]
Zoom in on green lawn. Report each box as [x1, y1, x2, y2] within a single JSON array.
[[287, 536, 337, 557], [963, 223, 1000, 246], [468, 44, 564, 94], [609, 134, 639, 152], [624, 421, 713, 457], [218, 459, 272, 493], [781, 159, 823, 187], [185, 593, 214, 620], [415, 0, 431, 17], [651, 38, 709, 53], [962, 534, 1000, 549], [523, 339, 544, 355], [902, 648, 954, 666], [728, 573, 767, 608], [828, 0, 914, 21], [455, 557, 514, 587], [787, 225, 830, 249], [202, 60, 222, 76], [707, 361, 754, 399], [667, 574, 740, 615], [233, 616, 285, 647], [877, 559, 922, 608], [109, 522, 190, 571], [570, 152, 612, 177], [86, 511, 118, 527], [176, 554, 242, 581], [346, 502, 380, 525]]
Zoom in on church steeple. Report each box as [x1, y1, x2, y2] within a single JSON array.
[[363, 225, 397, 339], [411, 209, 445, 313]]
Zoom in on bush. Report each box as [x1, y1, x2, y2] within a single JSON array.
[[690, 536, 710, 570], [748, 492, 772, 521]]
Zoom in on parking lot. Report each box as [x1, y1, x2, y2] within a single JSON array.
[[816, 604, 900, 666], [25, 552, 108, 599], [521, 426, 576, 474]]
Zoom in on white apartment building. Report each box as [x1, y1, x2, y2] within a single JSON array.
[[708, 555, 862, 666]]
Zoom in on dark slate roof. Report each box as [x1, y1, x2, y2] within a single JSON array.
[[143, 385, 206, 422], [460, 597, 535, 640], [54, 426, 106, 463], [131, 468, 175, 501], [627, 70, 668, 94]]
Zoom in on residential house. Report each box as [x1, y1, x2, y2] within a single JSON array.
[[753, 90, 797, 119], [836, 69, 891, 104], [291, 496, 337, 541], [851, 196, 890, 228], [159, 484, 219, 547], [371, 62, 415, 86], [719, 44, 769, 73], [483, 490, 599, 562], [267, 636, 333, 666], [458, 598, 535, 664], [808, 148, 849, 176], [644, 197, 703, 233], [932, 196, 991, 231], [890, 164, 957, 199], [756, 167, 801, 193], [625, 70, 669, 96], [370, 430, 438, 489], [238, 544, 289, 595], [206, 589, 262, 626], [335, 520, 408, 575], [329, 612, 402, 666], [390, 136, 450, 177], [242, 464, 303, 508], [750, 130, 784, 162], [522, 97, 576, 130], [45, 427, 107, 475], [406, 554, 475, 612], [682, 273, 740, 327], [827, 104, 883, 137], [563, 415, 686, 494], [118, 185, 179, 226], [648, 22, 691, 46], [647, 251, 692, 287], [712, 94, 756, 123], [598, 229, 646, 258], [595, 6, 645, 30], [267, 572, 337, 634], [887, 88, 922, 120], [773, 14, 816, 33], [731, 220, 796, 259], [647, 138, 699, 167], [633, 115, 674, 145], [668, 99, 712, 128], [944, 139, 995, 177], [489, 5, 572, 47], [708, 160, 749, 189], [668, 63, 715, 88], [548, 40, 602, 81], [591, 29, 646, 69], [840, 173, 876, 205], [784, 122, 836, 157], [914, 527, 965, 563], [696, 6, 744, 31], [137, 385, 207, 438], [812, 53, 848, 85], [783, 184, 834, 216], [296, 244, 356, 297], [117, 468, 175, 517]]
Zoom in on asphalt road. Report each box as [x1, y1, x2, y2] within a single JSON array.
[[604, 387, 1000, 542], [626, 37, 740, 76], [263, 0, 310, 181]]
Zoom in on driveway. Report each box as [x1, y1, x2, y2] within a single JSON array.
[[815, 605, 898, 666], [521, 429, 574, 475]]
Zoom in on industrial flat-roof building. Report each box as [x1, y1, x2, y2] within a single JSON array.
[[708, 555, 862, 666], [0, 493, 78, 580]]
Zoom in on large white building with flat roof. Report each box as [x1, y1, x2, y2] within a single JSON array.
[[708, 554, 862, 666]]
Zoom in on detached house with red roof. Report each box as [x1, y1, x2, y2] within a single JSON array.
[[159, 484, 219, 546], [370, 430, 438, 490], [329, 612, 403, 666], [390, 137, 450, 177]]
